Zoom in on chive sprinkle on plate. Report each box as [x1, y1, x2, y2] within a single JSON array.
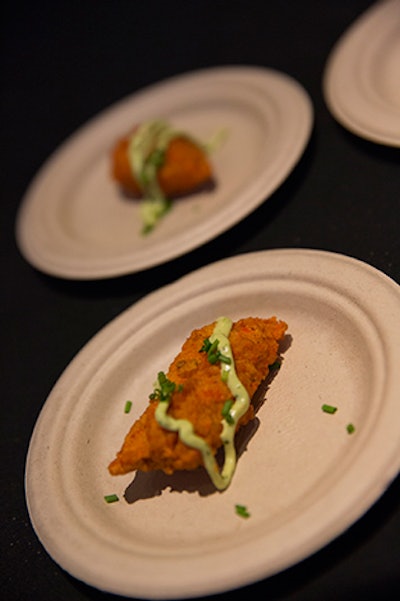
[[321, 404, 337, 414], [235, 504, 250, 518], [104, 494, 119, 504]]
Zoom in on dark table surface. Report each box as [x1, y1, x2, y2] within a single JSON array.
[[2, 1, 400, 599]]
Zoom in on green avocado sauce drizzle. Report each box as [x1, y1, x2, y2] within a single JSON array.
[[127, 120, 176, 234], [154, 316, 250, 490]]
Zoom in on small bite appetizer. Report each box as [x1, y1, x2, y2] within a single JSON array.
[[111, 120, 215, 233], [109, 316, 287, 490]]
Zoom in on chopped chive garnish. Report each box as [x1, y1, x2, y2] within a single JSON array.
[[200, 337, 231, 366], [209, 339, 219, 355], [104, 494, 119, 504], [347, 423, 356, 434], [208, 352, 219, 364], [322, 404, 337, 414], [200, 338, 212, 353], [222, 400, 234, 424], [124, 400, 132, 414], [235, 504, 250, 518], [148, 148, 166, 168], [149, 372, 182, 403]]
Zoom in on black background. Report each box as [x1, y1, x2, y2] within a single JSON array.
[[1, 1, 400, 600]]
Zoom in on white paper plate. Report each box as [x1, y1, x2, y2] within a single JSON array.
[[15, 66, 312, 280], [323, 0, 400, 146], [25, 249, 400, 599]]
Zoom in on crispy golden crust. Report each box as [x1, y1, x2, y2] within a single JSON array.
[[108, 317, 287, 476], [111, 134, 213, 197]]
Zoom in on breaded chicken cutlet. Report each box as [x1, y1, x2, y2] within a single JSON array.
[[109, 316, 287, 490]]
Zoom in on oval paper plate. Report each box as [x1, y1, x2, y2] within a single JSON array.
[[15, 66, 312, 279], [323, 0, 400, 146], [25, 249, 400, 599]]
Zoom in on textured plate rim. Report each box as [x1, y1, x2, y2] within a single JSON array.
[[323, 0, 400, 146]]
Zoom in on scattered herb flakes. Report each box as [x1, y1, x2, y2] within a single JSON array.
[[321, 404, 338, 414], [235, 504, 250, 518], [149, 371, 182, 403], [104, 494, 119, 504], [221, 399, 234, 424], [124, 400, 132, 414], [320, 404, 355, 433], [200, 337, 231, 366]]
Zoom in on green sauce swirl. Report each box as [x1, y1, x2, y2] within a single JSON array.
[[155, 317, 250, 490]]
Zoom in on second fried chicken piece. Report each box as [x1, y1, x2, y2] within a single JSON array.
[[111, 133, 213, 197]]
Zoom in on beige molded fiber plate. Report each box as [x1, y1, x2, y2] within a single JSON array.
[[323, 0, 400, 146], [25, 249, 400, 599], [15, 66, 312, 279]]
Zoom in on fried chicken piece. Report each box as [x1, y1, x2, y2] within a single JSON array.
[[108, 317, 287, 478], [111, 132, 213, 197]]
